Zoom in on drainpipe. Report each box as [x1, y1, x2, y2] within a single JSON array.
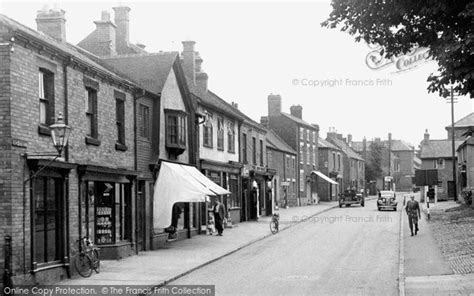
[[63, 59, 71, 277], [133, 90, 142, 254]]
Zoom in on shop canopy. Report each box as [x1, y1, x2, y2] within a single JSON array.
[[312, 171, 338, 185], [153, 161, 231, 229]]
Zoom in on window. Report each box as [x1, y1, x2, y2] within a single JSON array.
[[228, 174, 239, 208], [33, 176, 63, 264], [292, 156, 296, 169], [313, 131, 316, 143], [299, 169, 305, 192], [434, 159, 445, 169], [306, 129, 310, 141], [332, 152, 336, 170], [138, 104, 150, 140], [115, 94, 125, 147], [252, 137, 257, 164], [85, 87, 98, 139], [165, 110, 187, 150], [227, 122, 235, 153], [242, 133, 248, 164], [38, 69, 55, 126], [203, 113, 213, 148], [306, 144, 310, 165], [286, 155, 290, 168], [259, 139, 264, 166], [299, 142, 304, 164], [313, 145, 317, 166], [337, 154, 341, 171], [299, 127, 304, 140], [217, 117, 224, 151]]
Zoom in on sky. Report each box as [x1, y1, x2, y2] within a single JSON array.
[[1, 0, 472, 147]]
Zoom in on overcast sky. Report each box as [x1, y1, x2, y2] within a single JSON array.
[[1, 0, 472, 147]]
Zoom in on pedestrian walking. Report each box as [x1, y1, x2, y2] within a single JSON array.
[[405, 195, 421, 236], [213, 199, 225, 236]]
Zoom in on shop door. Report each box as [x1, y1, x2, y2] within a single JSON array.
[[137, 181, 146, 252]]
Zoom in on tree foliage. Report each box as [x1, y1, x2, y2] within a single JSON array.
[[322, 0, 474, 98], [365, 141, 384, 182]]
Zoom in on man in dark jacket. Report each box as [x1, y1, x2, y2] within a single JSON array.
[[405, 195, 421, 236], [213, 199, 226, 236]]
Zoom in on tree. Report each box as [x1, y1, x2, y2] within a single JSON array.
[[322, 0, 474, 98], [365, 141, 384, 183]]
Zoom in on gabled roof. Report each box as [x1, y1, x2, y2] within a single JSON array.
[[318, 137, 340, 150], [281, 113, 317, 130], [0, 14, 142, 89], [101, 52, 178, 94], [327, 137, 364, 161], [390, 140, 414, 151], [447, 112, 474, 128], [420, 140, 463, 159], [266, 129, 297, 155]]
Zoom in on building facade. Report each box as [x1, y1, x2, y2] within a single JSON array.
[[266, 95, 319, 205], [458, 136, 474, 205], [0, 10, 158, 285], [265, 129, 298, 208], [317, 138, 343, 201]]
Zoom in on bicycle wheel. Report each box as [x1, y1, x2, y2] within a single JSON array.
[[91, 249, 100, 273], [74, 253, 93, 278], [270, 220, 278, 234]]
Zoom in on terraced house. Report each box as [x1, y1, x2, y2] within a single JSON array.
[[0, 9, 157, 285]]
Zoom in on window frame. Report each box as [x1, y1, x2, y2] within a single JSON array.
[[115, 91, 126, 150], [138, 104, 150, 140], [85, 86, 99, 144], [227, 122, 235, 153], [165, 109, 187, 150], [38, 68, 55, 134], [242, 133, 248, 164], [203, 117, 213, 148], [217, 117, 224, 151]]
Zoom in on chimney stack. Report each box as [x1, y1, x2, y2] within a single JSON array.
[[36, 7, 67, 42], [194, 52, 208, 94], [182, 40, 196, 85], [290, 105, 302, 119], [260, 116, 269, 128], [327, 127, 337, 139], [113, 6, 130, 46], [93, 11, 116, 56], [424, 129, 430, 143], [231, 102, 239, 109], [347, 134, 352, 146], [268, 94, 282, 117]]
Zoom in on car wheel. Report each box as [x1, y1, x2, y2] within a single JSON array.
[[346, 204, 351, 207], [378, 207, 381, 211], [393, 207, 397, 211]]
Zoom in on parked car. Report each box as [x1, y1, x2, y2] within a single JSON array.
[[339, 189, 365, 208], [377, 191, 397, 211]]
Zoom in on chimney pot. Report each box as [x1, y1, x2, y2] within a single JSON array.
[[260, 116, 269, 128]]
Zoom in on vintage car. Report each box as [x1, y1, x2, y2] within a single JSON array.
[[339, 189, 365, 208], [377, 190, 397, 211]]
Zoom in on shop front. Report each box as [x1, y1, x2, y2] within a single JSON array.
[[77, 165, 137, 260], [241, 165, 275, 221]]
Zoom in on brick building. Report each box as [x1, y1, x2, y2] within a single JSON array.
[[326, 132, 365, 192], [265, 129, 298, 208], [265, 94, 319, 206], [317, 137, 343, 201], [78, 8, 203, 249], [0, 10, 158, 285]]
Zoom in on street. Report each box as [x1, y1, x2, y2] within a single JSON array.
[[171, 198, 401, 295]]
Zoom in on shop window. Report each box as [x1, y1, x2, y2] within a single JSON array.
[[229, 174, 240, 208], [38, 69, 55, 128], [33, 176, 63, 264], [138, 104, 150, 140], [217, 117, 224, 151], [227, 122, 235, 153], [165, 109, 187, 153]]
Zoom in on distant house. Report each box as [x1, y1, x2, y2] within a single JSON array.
[[326, 132, 365, 192], [419, 130, 463, 200], [458, 135, 474, 205], [265, 129, 298, 208], [446, 112, 474, 140], [317, 138, 343, 201], [265, 94, 319, 205]]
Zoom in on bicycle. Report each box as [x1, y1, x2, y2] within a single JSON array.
[[74, 237, 100, 277], [270, 212, 280, 234]]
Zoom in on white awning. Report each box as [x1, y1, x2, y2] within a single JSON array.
[[153, 161, 231, 229], [312, 171, 338, 185]]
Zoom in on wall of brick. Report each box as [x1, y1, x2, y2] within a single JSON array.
[[267, 148, 297, 207]]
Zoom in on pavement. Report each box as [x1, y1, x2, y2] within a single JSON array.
[[60, 200, 347, 287], [401, 195, 474, 295]]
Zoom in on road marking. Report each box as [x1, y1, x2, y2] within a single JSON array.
[[399, 196, 405, 296]]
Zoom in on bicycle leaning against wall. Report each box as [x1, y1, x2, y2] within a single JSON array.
[[74, 236, 100, 277]]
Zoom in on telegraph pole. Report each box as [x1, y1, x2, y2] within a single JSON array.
[[450, 87, 457, 201]]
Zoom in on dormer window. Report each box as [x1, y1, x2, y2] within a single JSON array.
[[165, 109, 187, 155]]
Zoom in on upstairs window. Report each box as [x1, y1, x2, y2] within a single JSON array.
[[259, 139, 264, 166], [115, 91, 126, 147], [165, 109, 186, 151], [252, 137, 257, 165], [299, 127, 304, 140], [242, 133, 248, 164], [203, 115, 213, 148], [434, 159, 445, 169], [138, 104, 150, 140], [227, 122, 235, 153], [217, 117, 224, 151], [85, 87, 98, 139], [38, 69, 55, 126]]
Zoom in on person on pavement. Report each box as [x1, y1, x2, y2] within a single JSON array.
[[405, 195, 421, 236], [213, 199, 225, 236]]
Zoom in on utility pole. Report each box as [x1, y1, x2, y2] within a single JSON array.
[[450, 87, 457, 201]]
